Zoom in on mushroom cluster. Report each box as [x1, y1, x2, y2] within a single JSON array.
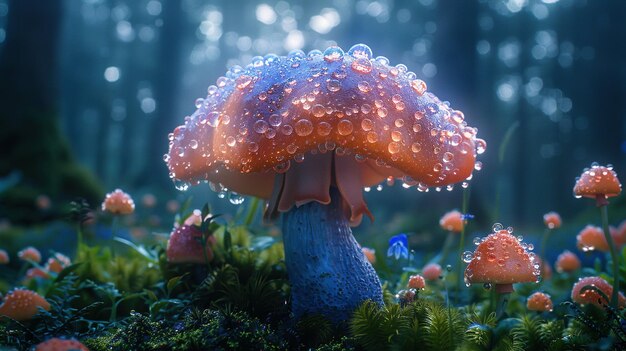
[[164, 44, 483, 321]]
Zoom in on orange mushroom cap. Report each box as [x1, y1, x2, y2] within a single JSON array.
[[101, 189, 135, 215], [543, 211, 561, 229], [0, 249, 9, 264], [571, 276, 626, 309], [555, 250, 581, 273], [422, 263, 443, 281], [24, 267, 51, 283], [527, 292, 553, 312], [464, 226, 539, 287], [576, 225, 608, 252], [408, 274, 426, 290], [361, 247, 376, 264], [34, 337, 89, 351], [574, 163, 621, 202], [439, 210, 464, 233], [18, 246, 42, 263], [0, 288, 50, 321], [165, 44, 482, 225], [166, 225, 216, 264], [45, 253, 71, 274]]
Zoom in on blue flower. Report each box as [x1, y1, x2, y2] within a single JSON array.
[[387, 233, 409, 260]]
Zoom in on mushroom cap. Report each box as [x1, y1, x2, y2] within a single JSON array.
[[422, 263, 443, 281], [361, 247, 376, 264], [527, 292, 553, 312], [166, 225, 216, 264], [18, 246, 41, 263], [543, 211, 561, 229], [34, 337, 89, 351], [576, 225, 608, 252], [574, 164, 621, 199], [439, 210, 464, 233], [571, 276, 626, 309], [0, 288, 50, 321], [24, 267, 51, 283], [45, 253, 71, 274], [408, 274, 426, 290], [101, 189, 135, 215], [0, 249, 8, 264], [555, 250, 581, 273], [464, 229, 539, 286], [166, 44, 482, 223]]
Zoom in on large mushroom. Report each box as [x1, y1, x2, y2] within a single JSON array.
[[165, 44, 482, 321]]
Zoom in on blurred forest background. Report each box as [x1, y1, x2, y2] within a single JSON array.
[[1, 0, 625, 246]]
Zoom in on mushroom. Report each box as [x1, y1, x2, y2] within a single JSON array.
[[165, 44, 482, 321], [0, 249, 8, 264], [45, 253, 71, 273], [464, 224, 539, 318], [18, 246, 41, 263], [361, 247, 376, 264], [526, 292, 553, 312], [422, 262, 443, 281], [166, 224, 216, 264], [408, 274, 426, 290], [555, 250, 581, 273], [437, 209, 465, 265], [540, 211, 561, 275], [0, 288, 50, 321], [576, 225, 608, 252], [101, 188, 135, 215], [34, 337, 89, 351], [571, 276, 626, 309]]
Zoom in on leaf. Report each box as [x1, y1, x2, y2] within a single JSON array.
[[113, 236, 158, 263], [223, 229, 233, 253], [251, 236, 276, 251], [167, 274, 188, 296]]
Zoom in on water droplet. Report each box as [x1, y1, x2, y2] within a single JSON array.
[[351, 58, 373, 74], [361, 118, 373, 131], [317, 122, 332, 136], [273, 161, 291, 174], [492, 223, 503, 232], [207, 111, 221, 127], [391, 131, 402, 142], [388, 142, 400, 154], [337, 120, 354, 135], [443, 152, 454, 162], [228, 192, 245, 205], [483, 283, 492, 290], [358, 81, 372, 93], [348, 44, 373, 59], [474, 161, 482, 170], [473, 237, 481, 246], [295, 119, 313, 136], [311, 104, 325, 118], [235, 75, 253, 90], [367, 131, 378, 143], [327, 79, 341, 92], [476, 138, 487, 154], [411, 142, 421, 153], [189, 139, 198, 150], [377, 107, 388, 118], [410, 79, 427, 95], [323, 46, 344, 62], [254, 120, 269, 134], [195, 98, 204, 108], [462, 251, 474, 263]]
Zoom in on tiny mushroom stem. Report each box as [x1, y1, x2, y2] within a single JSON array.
[[495, 284, 513, 319]]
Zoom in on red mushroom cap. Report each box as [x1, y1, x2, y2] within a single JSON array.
[[34, 337, 89, 351], [166, 225, 216, 264], [574, 163, 621, 201], [18, 246, 42, 263], [408, 274, 426, 290], [571, 276, 626, 309], [0, 288, 50, 321], [576, 225, 608, 252], [165, 44, 482, 225], [0, 249, 8, 264], [45, 253, 71, 273], [464, 225, 539, 286], [439, 210, 464, 233], [527, 292, 553, 312], [422, 263, 443, 281], [101, 189, 135, 215], [555, 250, 581, 273], [543, 211, 561, 229]]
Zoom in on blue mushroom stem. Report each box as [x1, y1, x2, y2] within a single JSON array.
[[282, 187, 383, 322]]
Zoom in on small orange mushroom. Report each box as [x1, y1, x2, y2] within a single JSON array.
[[0, 289, 50, 321], [574, 163, 621, 207], [23, 267, 51, 283], [527, 292, 553, 312], [166, 225, 216, 264], [543, 212, 561, 229], [422, 263, 442, 281], [440, 210, 464, 233], [571, 276, 626, 309], [555, 250, 581, 273], [576, 225, 608, 252], [18, 246, 42, 263], [45, 253, 71, 273], [101, 189, 135, 215], [34, 337, 89, 351], [0, 249, 8, 264], [408, 274, 426, 290]]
